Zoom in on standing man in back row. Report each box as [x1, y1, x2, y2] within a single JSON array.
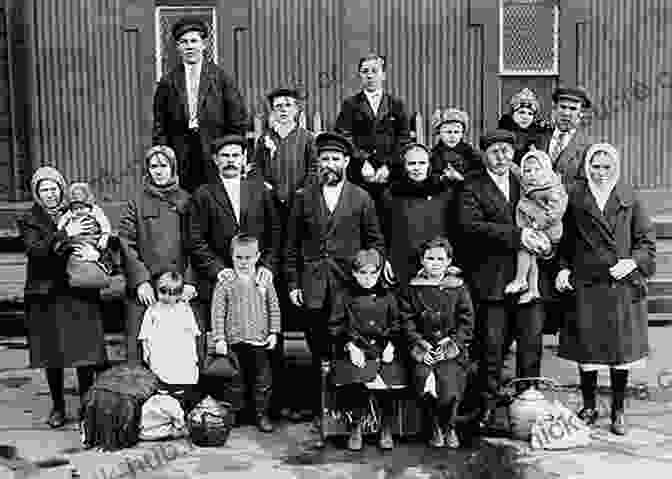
[[335, 53, 411, 210], [153, 17, 249, 192]]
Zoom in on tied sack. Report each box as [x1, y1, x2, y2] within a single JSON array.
[[139, 393, 187, 440], [530, 400, 591, 450]]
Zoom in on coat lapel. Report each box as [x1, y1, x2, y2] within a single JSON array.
[[172, 65, 189, 122], [239, 179, 250, 228], [197, 61, 214, 117], [211, 181, 239, 226], [310, 183, 330, 234], [356, 91, 375, 121], [481, 172, 514, 221], [375, 93, 390, 121], [575, 181, 617, 246], [325, 182, 350, 235]]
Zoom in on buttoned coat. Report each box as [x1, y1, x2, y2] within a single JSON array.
[[457, 170, 555, 303], [152, 61, 249, 192], [557, 181, 655, 364], [335, 92, 411, 184], [536, 129, 594, 186], [284, 180, 386, 313], [188, 177, 281, 303]]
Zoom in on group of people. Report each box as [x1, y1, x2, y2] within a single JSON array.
[[19, 16, 655, 453]]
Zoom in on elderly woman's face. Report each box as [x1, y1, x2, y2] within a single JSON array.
[[404, 148, 430, 182], [589, 151, 617, 185], [37, 179, 61, 209], [148, 154, 173, 186], [484, 142, 514, 176]]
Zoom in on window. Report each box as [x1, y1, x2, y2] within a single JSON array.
[[500, 0, 559, 76], [155, 5, 217, 80]]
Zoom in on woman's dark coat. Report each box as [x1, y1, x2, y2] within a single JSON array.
[[329, 283, 408, 387], [381, 177, 456, 287], [400, 274, 475, 405], [557, 180, 656, 364], [18, 204, 107, 368]]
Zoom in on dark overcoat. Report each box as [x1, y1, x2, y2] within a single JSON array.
[[152, 61, 249, 192], [335, 92, 411, 184], [18, 205, 107, 368], [329, 283, 407, 387], [557, 181, 655, 364], [284, 180, 386, 315], [118, 184, 191, 360], [188, 177, 281, 304], [400, 275, 475, 404], [380, 177, 456, 288]]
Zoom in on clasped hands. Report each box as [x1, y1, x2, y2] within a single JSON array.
[[361, 161, 389, 184], [346, 341, 394, 368]]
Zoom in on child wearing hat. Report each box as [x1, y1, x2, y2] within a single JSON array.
[[57, 182, 114, 284], [328, 248, 407, 451], [400, 236, 475, 448], [498, 88, 551, 165], [504, 150, 568, 303], [430, 108, 481, 182]]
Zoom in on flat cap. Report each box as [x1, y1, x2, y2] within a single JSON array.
[[211, 135, 247, 154], [551, 86, 592, 108], [314, 132, 353, 156], [266, 87, 304, 104], [479, 129, 516, 151], [172, 17, 209, 41]]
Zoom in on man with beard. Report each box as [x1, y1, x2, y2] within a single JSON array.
[[537, 86, 594, 185], [284, 132, 386, 447], [188, 135, 281, 368], [153, 17, 248, 193]]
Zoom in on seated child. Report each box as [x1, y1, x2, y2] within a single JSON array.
[[400, 236, 475, 449], [504, 150, 568, 303], [430, 108, 481, 182], [329, 249, 407, 451], [498, 88, 551, 165], [138, 270, 201, 410], [57, 182, 113, 285], [209, 233, 281, 433]]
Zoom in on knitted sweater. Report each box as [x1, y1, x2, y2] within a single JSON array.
[[210, 273, 281, 347]]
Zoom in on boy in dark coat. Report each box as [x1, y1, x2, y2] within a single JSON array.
[[329, 249, 407, 451], [401, 237, 474, 448]]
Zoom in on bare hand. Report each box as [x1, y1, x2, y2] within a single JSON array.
[[374, 165, 390, 183], [256, 266, 273, 285], [610, 259, 638, 280], [64, 217, 96, 237], [361, 161, 376, 182], [217, 268, 236, 283], [382, 342, 394, 363], [263, 135, 277, 157], [137, 281, 156, 307], [289, 289, 304, 307], [383, 261, 396, 285], [348, 343, 366, 368], [215, 340, 228, 355], [181, 284, 197, 302], [555, 268, 573, 292], [266, 333, 278, 350]]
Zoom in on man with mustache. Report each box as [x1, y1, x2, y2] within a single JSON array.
[[188, 135, 281, 413], [153, 17, 249, 193], [537, 86, 594, 186], [284, 132, 386, 447]]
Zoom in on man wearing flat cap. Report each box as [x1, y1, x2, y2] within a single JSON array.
[[284, 131, 386, 444], [335, 53, 411, 209], [188, 135, 281, 369], [457, 130, 552, 429], [537, 86, 595, 185], [153, 17, 249, 193]]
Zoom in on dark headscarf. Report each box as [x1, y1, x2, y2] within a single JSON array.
[[30, 166, 67, 220], [143, 145, 181, 200]]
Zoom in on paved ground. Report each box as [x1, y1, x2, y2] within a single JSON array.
[[2, 329, 672, 479]]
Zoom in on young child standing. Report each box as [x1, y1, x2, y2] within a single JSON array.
[[329, 249, 407, 451], [498, 88, 551, 165], [209, 234, 281, 433], [138, 270, 201, 410], [430, 108, 481, 181], [504, 150, 568, 303], [400, 237, 475, 448]]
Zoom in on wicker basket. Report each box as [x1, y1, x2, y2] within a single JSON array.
[[186, 397, 234, 447]]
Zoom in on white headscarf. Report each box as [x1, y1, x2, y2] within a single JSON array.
[[584, 143, 620, 212]]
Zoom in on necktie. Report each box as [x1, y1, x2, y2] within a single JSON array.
[[550, 132, 567, 163]]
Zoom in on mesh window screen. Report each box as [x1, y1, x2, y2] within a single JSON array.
[[500, 0, 558, 75], [156, 6, 217, 81]]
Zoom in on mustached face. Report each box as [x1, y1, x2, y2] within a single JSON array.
[[213, 144, 246, 178], [318, 150, 348, 185]]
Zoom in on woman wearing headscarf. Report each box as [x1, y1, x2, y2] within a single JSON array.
[[380, 143, 457, 289], [118, 145, 192, 362], [18, 166, 107, 428], [555, 143, 656, 435]]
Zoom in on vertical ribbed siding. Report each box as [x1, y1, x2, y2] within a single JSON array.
[[371, 0, 483, 145], [578, 0, 672, 189], [31, 0, 142, 201], [237, 0, 343, 130]]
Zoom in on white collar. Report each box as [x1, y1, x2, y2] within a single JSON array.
[[364, 89, 383, 98], [486, 168, 510, 188], [183, 60, 203, 70], [322, 179, 345, 191], [220, 175, 241, 186]]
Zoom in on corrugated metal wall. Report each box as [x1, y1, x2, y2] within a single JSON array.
[[370, 0, 483, 145], [31, 0, 142, 201], [0, 3, 12, 200], [236, 0, 344, 129], [578, 0, 672, 189]]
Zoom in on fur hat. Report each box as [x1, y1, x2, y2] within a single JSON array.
[[509, 88, 539, 113], [432, 108, 469, 133]]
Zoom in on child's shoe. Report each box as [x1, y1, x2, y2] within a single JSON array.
[[518, 289, 541, 304], [505, 278, 528, 295], [379, 424, 394, 450], [347, 422, 363, 451], [429, 421, 445, 448], [444, 426, 460, 449]]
